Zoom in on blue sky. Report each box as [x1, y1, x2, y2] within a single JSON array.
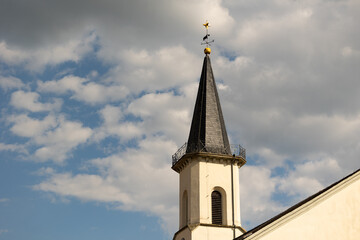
[[0, 0, 359, 239]]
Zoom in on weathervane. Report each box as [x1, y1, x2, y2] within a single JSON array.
[[201, 20, 214, 54]]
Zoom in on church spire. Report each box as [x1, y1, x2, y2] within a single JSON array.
[[186, 49, 231, 155], [172, 24, 246, 240]]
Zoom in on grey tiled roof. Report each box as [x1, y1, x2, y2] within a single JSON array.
[[186, 55, 231, 155]]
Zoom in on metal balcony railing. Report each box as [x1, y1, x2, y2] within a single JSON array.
[[172, 142, 187, 166], [172, 142, 246, 166]]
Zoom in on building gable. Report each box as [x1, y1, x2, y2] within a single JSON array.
[[237, 169, 360, 240]]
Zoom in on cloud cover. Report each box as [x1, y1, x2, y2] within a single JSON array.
[[1, 0, 359, 237]]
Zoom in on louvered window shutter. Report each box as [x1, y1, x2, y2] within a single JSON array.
[[211, 191, 222, 224]]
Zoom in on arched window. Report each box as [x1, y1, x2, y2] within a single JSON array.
[[211, 190, 222, 225], [182, 191, 188, 226]]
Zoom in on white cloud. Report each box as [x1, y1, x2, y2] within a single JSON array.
[[0, 229, 8, 235], [73, 83, 129, 104], [8, 114, 92, 163], [34, 172, 133, 203], [92, 88, 196, 145], [0, 198, 10, 203], [0, 143, 27, 154], [233, 7, 314, 53], [103, 46, 200, 94], [93, 105, 143, 142], [0, 41, 26, 64], [127, 92, 192, 144], [38, 75, 129, 104], [0, 76, 25, 91], [35, 167, 56, 176], [100, 105, 124, 125], [0, 32, 96, 71], [239, 165, 284, 228], [278, 157, 343, 197], [37, 75, 86, 94], [255, 147, 288, 168], [9, 114, 57, 138], [10, 90, 62, 112], [34, 135, 179, 234], [33, 117, 93, 163], [341, 46, 360, 58]]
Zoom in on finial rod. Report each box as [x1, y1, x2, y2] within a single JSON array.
[[201, 20, 214, 54]]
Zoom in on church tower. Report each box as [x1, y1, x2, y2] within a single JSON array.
[[172, 22, 246, 240]]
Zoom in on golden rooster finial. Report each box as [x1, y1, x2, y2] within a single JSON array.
[[203, 21, 210, 29]]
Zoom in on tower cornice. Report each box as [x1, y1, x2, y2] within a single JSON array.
[[172, 152, 246, 173]]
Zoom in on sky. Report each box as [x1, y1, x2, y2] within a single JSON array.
[[0, 0, 359, 239]]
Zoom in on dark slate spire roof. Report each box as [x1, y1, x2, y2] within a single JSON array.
[[186, 55, 231, 155]]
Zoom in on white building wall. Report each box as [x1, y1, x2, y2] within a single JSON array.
[[246, 171, 360, 240]]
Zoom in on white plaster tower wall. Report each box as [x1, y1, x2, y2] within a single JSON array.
[[174, 154, 245, 240], [198, 160, 241, 226], [179, 157, 242, 227]]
